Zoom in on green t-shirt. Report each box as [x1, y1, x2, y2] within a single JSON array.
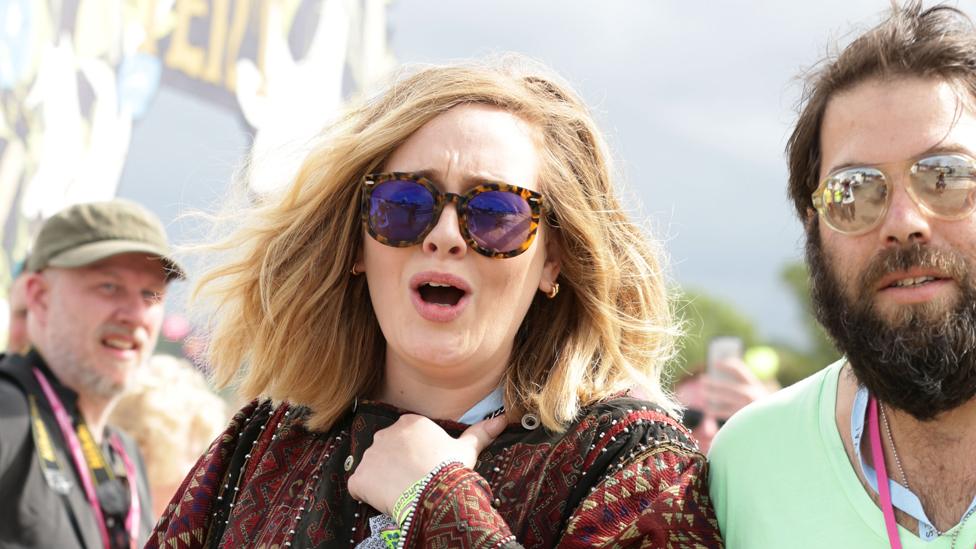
[[708, 359, 976, 548]]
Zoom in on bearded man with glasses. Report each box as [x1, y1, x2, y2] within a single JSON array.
[[709, 3, 976, 548]]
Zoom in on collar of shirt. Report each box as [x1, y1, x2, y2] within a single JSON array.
[[851, 384, 976, 540], [7, 349, 82, 414], [456, 385, 505, 425]]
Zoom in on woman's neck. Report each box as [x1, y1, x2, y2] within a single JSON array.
[[375, 356, 505, 421]]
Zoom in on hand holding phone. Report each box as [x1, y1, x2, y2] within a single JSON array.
[[703, 336, 774, 420], [707, 336, 743, 382]]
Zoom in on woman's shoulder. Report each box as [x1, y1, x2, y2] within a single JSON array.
[[149, 400, 279, 537], [207, 399, 284, 451], [521, 394, 706, 505], [558, 396, 721, 545], [573, 394, 700, 457]]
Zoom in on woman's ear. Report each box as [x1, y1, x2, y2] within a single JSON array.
[[538, 234, 561, 295], [351, 257, 365, 276], [351, 241, 366, 276]]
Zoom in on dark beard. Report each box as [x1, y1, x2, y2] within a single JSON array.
[[806, 226, 976, 421]]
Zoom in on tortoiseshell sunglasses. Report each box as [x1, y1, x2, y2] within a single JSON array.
[[361, 172, 545, 258]]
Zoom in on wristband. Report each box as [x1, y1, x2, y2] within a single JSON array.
[[392, 476, 425, 526], [395, 460, 461, 537]]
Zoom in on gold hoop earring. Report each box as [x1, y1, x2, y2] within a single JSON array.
[[350, 265, 362, 276], [546, 282, 559, 299]]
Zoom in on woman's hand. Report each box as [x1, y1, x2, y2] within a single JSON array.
[[347, 414, 507, 515]]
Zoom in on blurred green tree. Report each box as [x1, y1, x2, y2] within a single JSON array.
[[672, 289, 760, 376], [777, 261, 841, 385], [671, 261, 840, 387]]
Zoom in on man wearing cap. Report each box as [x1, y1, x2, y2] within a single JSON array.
[[0, 199, 184, 548]]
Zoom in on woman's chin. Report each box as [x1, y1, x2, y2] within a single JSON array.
[[403, 345, 477, 370], [384, 321, 512, 378]]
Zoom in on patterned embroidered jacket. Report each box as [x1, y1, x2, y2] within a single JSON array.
[[148, 396, 723, 548]]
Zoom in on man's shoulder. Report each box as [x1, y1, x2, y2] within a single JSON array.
[[0, 358, 33, 471], [0, 377, 29, 442], [708, 359, 876, 547], [710, 359, 843, 463], [0, 352, 37, 392], [0, 376, 28, 406], [0, 357, 30, 418]]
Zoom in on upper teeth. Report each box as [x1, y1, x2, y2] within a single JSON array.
[[426, 282, 451, 288], [893, 276, 935, 287], [104, 337, 134, 350]]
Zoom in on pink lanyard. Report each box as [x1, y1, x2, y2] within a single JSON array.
[[33, 368, 139, 549], [868, 396, 975, 549], [109, 435, 140, 541]]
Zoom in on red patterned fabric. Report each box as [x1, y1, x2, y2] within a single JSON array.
[[561, 447, 717, 548], [405, 463, 516, 547], [149, 400, 268, 548], [147, 397, 723, 548]]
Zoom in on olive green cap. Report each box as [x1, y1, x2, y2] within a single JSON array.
[[26, 200, 185, 280]]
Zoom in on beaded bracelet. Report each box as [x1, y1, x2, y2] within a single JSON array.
[[396, 460, 462, 548]]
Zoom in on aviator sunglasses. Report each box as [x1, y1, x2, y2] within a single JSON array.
[[812, 153, 976, 235], [361, 172, 545, 258]]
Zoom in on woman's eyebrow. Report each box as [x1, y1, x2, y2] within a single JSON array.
[[409, 168, 511, 187]]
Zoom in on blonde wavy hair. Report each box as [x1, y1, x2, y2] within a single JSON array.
[[110, 355, 227, 494], [194, 56, 680, 432]]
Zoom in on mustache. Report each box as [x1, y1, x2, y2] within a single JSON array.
[[806, 232, 976, 420], [857, 243, 968, 293]]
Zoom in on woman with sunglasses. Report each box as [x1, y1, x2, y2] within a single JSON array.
[[148, 58, 722, 548]]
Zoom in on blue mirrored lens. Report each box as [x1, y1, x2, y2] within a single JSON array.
[[466, 191, 532, 252], [369, 180, 435, 242]]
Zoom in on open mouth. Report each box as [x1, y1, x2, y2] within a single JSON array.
[[418, 282, 466, 306], [874, 264, 955, 292], [409, 272, 473, 322], [884, 275, 945, 289], [102, 336, 138, 352]]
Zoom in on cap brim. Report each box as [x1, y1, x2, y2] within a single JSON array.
[[47, 240, 186, 280]]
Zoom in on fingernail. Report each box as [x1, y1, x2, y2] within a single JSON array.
[[486, 414, 507, 436]]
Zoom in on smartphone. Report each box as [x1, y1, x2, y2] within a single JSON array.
[[707, 336, 743, 381]]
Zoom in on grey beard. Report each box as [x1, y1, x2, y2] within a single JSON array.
[[71, 366, 128, 400], [41, 342, 129, 401]]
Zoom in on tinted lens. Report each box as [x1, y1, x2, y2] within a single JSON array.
[[819, 168, 888, 233], [911, 154, 976, 218], [368, 179, 435, 243], [465, 191, 533, 253]]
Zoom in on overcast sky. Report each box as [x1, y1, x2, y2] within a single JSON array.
[[377, 0, 976, 348], [117, 0, 976, 352]]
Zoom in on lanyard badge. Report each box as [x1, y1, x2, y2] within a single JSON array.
[[31, 367, 140, 549], [28, 395, 74, 494]]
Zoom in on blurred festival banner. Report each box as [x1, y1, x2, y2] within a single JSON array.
[[0, 0, 393, 341]]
